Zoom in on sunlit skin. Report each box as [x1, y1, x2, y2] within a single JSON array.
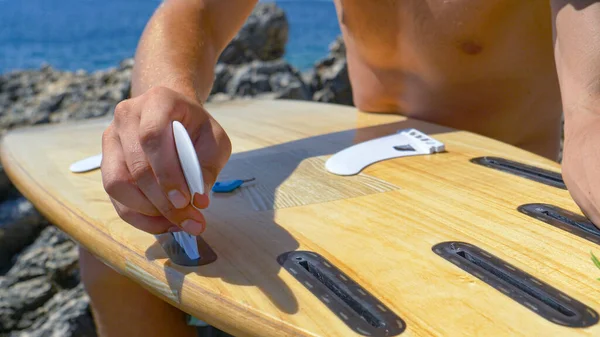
[[79, 1, 600, 335], [335, 0, 563, 160]]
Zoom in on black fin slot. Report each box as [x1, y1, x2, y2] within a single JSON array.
[[278, 251, 405, 336], [433, 242, 598, 328], [297, 259, 384, 328], [155, 233, 217, 266], [518, 203, 600, 245], [470, 157, 566, 189], [456, 250, 574, 317]]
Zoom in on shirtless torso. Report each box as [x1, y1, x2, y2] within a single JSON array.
[[333, 0, 562, 160]]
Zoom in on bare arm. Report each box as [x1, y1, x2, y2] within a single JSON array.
[[550, 1, 600, 226], [131, 0, 259, 102], [102, 0, 259, 236]]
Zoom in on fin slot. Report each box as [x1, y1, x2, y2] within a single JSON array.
[[155, 233, 217, 266], [433, 242, 598, 328], [470, 157, 566, 189], [297, 259, 384, 328], [518, 203, 600, 245], [455, 250, 574, 317], [278, 251, 405, 336]]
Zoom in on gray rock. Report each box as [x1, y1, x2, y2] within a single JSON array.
[[313, 58, 353, 105], [0, 60, 132, 133], [0, 164, 18, 202], [269, 72, 311, 100], [226, 60, 310, 100], [311, 36, 353, 106], [301, 69, 322, 97], [274, 82, 311, 100], [231, 73, 271, 97], [0, 277, 56, 332], [13, 285, 96, 337], [211, 64, 233, 95], [218, 3, 288, 65], [0, 226, 85, 335], [0, 198, 48, 272], [329, 35, 346, 58], [206, 93, 233, 103], [5, 226, 79, 288]]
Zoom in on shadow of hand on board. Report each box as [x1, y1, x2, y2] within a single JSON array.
[[144, 117, 452, 319]]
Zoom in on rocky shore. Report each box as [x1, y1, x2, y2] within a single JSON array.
[[0, 3, 351, 337]]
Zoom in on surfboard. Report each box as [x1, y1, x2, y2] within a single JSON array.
[[1, 99, 599, 337]]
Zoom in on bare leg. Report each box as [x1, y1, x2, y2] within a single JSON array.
[[78, 246, 197, 337]]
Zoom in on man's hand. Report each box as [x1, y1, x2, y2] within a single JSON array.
[[97, 0, 256, 235], [101, 86, 231, 235]]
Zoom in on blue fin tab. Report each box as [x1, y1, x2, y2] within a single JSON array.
[[212, 179, 245, 193], [212, 177, 255, 193]]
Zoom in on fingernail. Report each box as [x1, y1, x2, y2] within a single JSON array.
[[168, 189, 188, 209], [168, 226, 182, 233], [181, 219, 204, 235], [192, 192, 210, 209]]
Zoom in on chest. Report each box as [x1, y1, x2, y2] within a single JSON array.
[[333, 0, 552, 63]]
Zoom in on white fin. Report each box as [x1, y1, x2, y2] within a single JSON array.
[[171, 120, 204, 260], [325, 128, 445, 176], [70, 154, 102, 173]]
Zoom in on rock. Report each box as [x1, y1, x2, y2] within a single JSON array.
[[301, 69, 322, 97], [311, 36, 354, 106], [0, 59, 132, 132], [0, 198, 48, 273], [211, 64, 234, 95], [226, 60, 310, 100], [218, 3, 288, 65], [0, 277, 56, 332], [329, 35, 346, 58], [4, 226, 79, 288], [206, 93, 233, 103], [313, 58, 353, 106], [13, 285, 96, 337], [0, 164, 19, 202], [0, 226, 85, 335]]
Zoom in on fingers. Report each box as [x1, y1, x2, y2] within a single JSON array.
[[137, 87, 231, 210], [118, 117, 207, 236], [110, 199, 176, 235], [101, 126, 160, 217], [103, 86, 230, 237], [137, 90, 203, 209]]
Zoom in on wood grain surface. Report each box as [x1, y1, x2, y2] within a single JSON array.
[[1, 99, 599, 337]]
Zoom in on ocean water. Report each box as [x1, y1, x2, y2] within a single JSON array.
[[0, 0, 340, 74]]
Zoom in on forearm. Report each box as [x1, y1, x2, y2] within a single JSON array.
[[131, 0, 258, 102], [551, 1, 600, 225]]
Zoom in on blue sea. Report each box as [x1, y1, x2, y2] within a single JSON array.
[[0, 0, 341, 74]]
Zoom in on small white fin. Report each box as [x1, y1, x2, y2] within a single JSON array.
[[325, 128, 445, 176], [70, 154, 102, 173]]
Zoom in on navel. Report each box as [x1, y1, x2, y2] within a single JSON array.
[[458, 40, 483, 55]]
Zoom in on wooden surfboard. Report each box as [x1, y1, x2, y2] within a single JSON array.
[[1, 99, 599, 337]]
